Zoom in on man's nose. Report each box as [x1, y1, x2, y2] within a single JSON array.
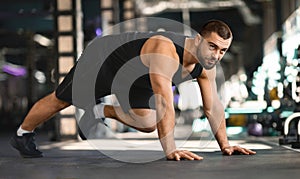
[[212, 51, 220, 60]]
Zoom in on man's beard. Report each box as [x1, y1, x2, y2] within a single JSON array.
[[202, 58, 218, 69], [197, 53, 218, 70], [196, 48, 218, 70]]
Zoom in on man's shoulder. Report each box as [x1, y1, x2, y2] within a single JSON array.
[[94, 31, 185, 41]]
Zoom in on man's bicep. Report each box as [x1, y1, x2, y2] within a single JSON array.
[[147, 56, 177, 113]]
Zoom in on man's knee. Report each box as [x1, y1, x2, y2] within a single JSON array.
[[140, 125, 157, 133], [50, 92, 70, 109], [129, 108, 157, 132], [129, 108, 155, 121], [130, 108, 153, 116]]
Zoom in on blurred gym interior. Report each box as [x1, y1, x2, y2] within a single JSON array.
[[0, 1, 300, 177]]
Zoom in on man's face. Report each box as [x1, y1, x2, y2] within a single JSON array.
[[196, 32, 232, 70]]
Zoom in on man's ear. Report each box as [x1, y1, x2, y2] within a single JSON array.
[[195, 34, 201, 46]]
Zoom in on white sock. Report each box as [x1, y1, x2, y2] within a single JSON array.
[[17, 126, 33, 136], [93, 103, 106, 119]]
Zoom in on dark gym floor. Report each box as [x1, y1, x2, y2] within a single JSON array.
[[1, 130, 300, 179]]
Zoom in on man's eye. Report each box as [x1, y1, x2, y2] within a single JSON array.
[[209, 45, 215, 50]]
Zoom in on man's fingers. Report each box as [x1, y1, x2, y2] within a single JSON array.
[[175, 153, 181, 161], [245, 148, 256, 155], [232, 146, 247, 154], [180, 151, 194, 160], [227, 146, 256, 155], [222, 146, 256, 156], [179, 152, 192, 160], [223, 148, 233, 155], [169, 150, 204, 161], [235, 146, 257, 155], [186, 151, 203, 160], [180, 151, 203, 160], [239, 148, 249, 154]]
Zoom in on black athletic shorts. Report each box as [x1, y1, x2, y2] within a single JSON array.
[[55, 63, 155, 112]]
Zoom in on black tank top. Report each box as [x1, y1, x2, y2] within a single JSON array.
[[95, 31, 203, 96]]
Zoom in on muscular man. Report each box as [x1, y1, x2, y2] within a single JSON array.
[[10, 20, 256, 160]]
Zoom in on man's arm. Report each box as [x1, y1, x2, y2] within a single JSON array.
[[197, 68, 256, 155], [197, 68, 229, 150], [141, 36, 202, 160]]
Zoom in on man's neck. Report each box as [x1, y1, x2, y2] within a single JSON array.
[[183, 37, 198, 66]]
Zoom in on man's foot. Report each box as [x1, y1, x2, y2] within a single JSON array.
[[78, 110, 106, 140], [9, 132, 43, 158]]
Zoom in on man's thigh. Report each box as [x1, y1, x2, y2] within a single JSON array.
[[115, 86, 155, 113]]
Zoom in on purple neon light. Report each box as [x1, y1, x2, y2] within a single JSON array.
[[95, 28, 102, 36], [2, 64, 27, 77]]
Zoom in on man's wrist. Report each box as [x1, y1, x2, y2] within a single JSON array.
[[158, 132, 176, 155], [220, 144, 230, 151], [160, 138, 176, 155]]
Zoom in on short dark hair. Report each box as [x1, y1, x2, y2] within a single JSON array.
[[199, 20, 232, 40]]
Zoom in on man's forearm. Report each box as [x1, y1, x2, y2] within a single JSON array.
[[156, 104, 176, 155], [158, 127, 176, 155], [206, 106, 230, 150], [212, 117, 230, 150]]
